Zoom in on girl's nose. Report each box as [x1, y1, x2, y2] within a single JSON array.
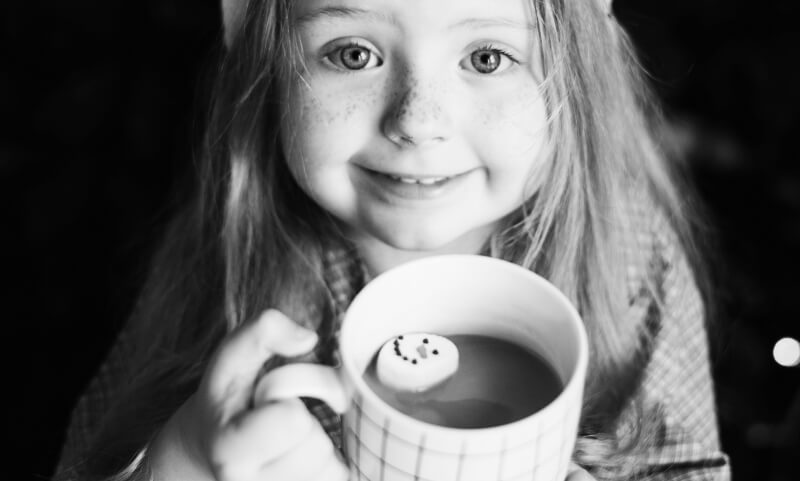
[[381, 74, 453, 147]]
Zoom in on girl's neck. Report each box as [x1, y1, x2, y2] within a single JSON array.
[[353, 228, 494, 277]]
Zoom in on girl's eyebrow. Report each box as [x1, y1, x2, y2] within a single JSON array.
[[450, 18, 537, 32], [294, 6, 399, 28]]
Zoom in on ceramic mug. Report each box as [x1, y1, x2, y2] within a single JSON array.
[[259, 255, 588, 481]]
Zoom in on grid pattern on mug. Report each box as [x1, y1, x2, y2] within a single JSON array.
[[344, 393, 580, 481]]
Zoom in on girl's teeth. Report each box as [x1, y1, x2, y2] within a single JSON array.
[[389, 175, 448, 185], [418, 177, 444, 185]]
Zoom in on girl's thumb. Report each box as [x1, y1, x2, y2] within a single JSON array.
[[203, 309, 318, 410], [254, 309, 319, 357]]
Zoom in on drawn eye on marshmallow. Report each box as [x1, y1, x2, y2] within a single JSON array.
[[376, 333, 459, 392]]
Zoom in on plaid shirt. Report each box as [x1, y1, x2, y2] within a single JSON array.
[[54, 210, 730, 481]]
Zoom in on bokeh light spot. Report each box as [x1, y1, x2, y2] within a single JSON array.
[[773, 337, 800, 367]]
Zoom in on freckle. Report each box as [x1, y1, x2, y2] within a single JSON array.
[[341, 103, 354, 120]]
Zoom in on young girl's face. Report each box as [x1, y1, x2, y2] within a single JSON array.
[[282, 0, 547, 269]]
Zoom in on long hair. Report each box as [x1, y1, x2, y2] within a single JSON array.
[[487, 1, 709, 477], [85, 0, 709, 479]]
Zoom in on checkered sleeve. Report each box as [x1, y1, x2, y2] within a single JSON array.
[[52, 328, 134, 481], [634, 218, 730, 480]]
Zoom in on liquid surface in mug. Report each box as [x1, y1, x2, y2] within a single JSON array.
[[363, 334, 563, 428]]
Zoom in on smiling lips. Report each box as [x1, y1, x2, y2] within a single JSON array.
[[364, 165, 469, 185], [355, 164, 475, 201]]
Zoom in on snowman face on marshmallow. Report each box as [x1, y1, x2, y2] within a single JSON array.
[[375, 333, 459, 392]]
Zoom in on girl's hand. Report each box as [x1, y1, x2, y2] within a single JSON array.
[[149, 309, 349, 481], [566, 462, 597, 480]]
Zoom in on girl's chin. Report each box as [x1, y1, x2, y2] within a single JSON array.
[[362, 236, 457, 257], [355, 222, 493, 261], [369, 223, 477, 252], [381, 233, 458, 252]]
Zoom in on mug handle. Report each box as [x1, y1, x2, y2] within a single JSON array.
[[252, 363, 351, 414]]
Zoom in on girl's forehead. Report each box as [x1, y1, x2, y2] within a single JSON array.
[[291, 0, 536, 31]]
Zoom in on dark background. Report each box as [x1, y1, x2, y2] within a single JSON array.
[[3, 1, 799, 480]]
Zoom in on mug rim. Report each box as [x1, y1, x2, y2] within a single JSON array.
[[339, 254, 589, 438]]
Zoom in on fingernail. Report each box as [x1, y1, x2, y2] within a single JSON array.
[[291, 323, 317, 342]]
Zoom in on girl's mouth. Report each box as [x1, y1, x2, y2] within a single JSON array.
[[354, 166, 474, 201]]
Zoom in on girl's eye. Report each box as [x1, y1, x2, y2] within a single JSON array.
[[325, 43, 383, 71], [462, 46, 517, 75]]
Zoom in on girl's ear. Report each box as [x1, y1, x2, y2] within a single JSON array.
[[221, 0, 246, 47]]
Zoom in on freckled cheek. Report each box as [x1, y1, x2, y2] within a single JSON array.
[[472, 88, 547, 166], [285, 85, 383, 158]]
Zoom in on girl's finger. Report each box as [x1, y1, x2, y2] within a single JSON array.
[[296, 442, 350, 481], [203, 309, 318, 412], [211, 398, 315, 471], [253, 363, 350, 414], [258, 419, 344, 481]]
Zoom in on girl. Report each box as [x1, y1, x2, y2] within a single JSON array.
[[54, 0, 730, 480]]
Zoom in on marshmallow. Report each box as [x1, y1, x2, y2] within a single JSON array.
[[376, 333, 459, 392]]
